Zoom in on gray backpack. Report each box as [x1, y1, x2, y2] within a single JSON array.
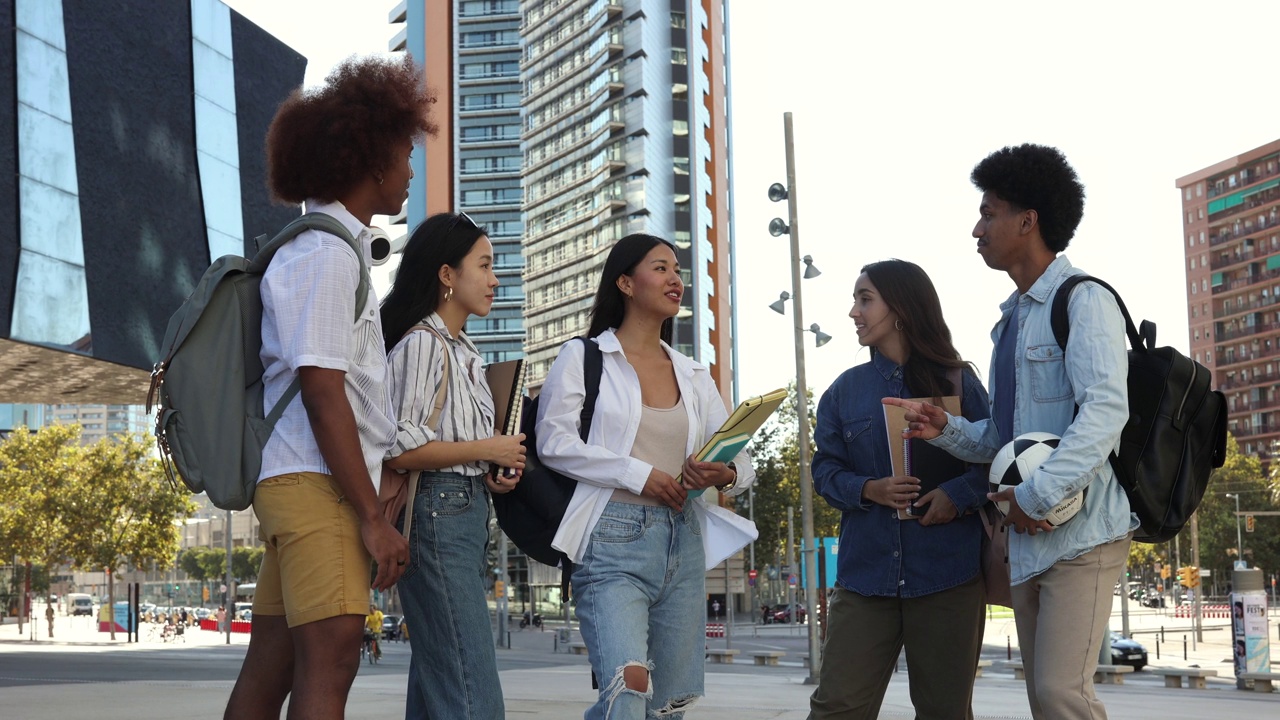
[[146, 213, 369, 510]]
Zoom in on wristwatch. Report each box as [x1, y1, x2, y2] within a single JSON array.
[[716, 461, 738, 492]]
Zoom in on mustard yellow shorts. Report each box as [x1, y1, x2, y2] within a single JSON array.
[[253, 472, 371, 627]]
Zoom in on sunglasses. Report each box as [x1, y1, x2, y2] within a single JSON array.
[[446, 212, 478, 235]]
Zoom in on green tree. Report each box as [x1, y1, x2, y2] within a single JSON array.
[[747, 383, 841, 573], [179, 547, 211, 582], [1177, 435, 1280, 593], [0, 424, 83, 571], [232, 546, 264, 582], [61, 433, 196, 638]]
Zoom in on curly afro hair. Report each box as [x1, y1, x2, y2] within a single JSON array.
[[970, 144, 1085, 253], [266, 54, 438, 205]]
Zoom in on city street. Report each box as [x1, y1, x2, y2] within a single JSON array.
[[0, 597, 1275, 719]]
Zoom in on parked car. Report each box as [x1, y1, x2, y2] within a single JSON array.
[[382, 614, 402, 641], [771, 603, 807, 624], [1109, 632, 1148, 671]]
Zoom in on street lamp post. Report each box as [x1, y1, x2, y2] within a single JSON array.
[[767, 111, 824, 684], [1225, 493, 1244, 567]]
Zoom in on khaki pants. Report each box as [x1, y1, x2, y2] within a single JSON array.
[[1012, 534, 1131, 720], [808, 576, 985, 720]]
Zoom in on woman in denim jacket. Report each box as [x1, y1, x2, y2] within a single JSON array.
[[380, 213, 527, 719], [808, 260, 991, 720], [536, 234, 756, 719]]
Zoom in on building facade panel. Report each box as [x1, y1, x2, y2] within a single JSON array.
[[0, 0, 17, 340]]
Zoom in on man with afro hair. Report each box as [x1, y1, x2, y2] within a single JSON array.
[[889, 144, 1135, 719], [224, 53, 435, 720]]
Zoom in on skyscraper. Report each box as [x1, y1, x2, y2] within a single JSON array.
[[1177, 139, 1280, 461], [390, 0, 526, 365], [391, 0, 737, 396]]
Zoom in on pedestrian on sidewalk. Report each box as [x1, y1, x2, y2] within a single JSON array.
[[380, 212, 525, 719], [888, 144, 1134, 720], [215, 606, 225, 633], [45, 605, 54, 639], [810, 259, 991, 720], [536, 234, 757, 719], [222, 52, 433, 720]]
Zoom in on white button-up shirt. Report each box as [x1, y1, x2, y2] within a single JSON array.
[[257, 200, 397, 491], [535, 330, 758, 569]]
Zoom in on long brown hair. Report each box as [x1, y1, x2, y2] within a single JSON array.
[[862, 259, 974, 398]]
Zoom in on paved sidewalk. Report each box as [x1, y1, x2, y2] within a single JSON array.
[[2, 600, 1275, 719]]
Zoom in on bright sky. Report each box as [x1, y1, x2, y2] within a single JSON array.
[[226, 0, 1280, 401]]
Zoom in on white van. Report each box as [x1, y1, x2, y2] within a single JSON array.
[[67, 593, 93, 616]]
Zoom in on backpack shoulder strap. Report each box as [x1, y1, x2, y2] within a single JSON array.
[[576, 337, 605, 442], [1050, 273, 1146, 352], [260, 214, 373, 426], [252, 212, 370, 324]]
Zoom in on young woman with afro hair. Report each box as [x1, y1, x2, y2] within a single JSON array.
[[224, 54, 435, 720]]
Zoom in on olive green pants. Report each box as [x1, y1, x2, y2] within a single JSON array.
[[808, 575, 986, 720]]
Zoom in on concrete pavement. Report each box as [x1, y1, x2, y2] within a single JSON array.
[[1, 599, 1276, 719]]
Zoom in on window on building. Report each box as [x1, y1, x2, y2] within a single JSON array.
[[1196, 183, 1203, 197], [1200, 231, 1206, 244], [671, 48, 687, 65], [671, 11, 686, 28], [1190, 258, 1196, 270]]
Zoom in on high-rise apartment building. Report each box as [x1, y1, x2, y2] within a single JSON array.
[[1177, 139, 1280, 461], [46, 404, 150, 445], [390, 0, 527, 365], [390, 0, 737, 394]]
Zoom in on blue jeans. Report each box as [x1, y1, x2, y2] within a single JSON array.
[[398, 472, 503, 720], [573, 501, 706, 720]]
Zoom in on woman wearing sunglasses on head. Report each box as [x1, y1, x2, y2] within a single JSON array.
[[380, 212, 525, 720]]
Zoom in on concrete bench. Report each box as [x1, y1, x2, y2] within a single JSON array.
[[706, 649, 740, 664], [1150, 667, 1217, 689], [1092, 664, 1135, 685], [568, 642, 588, 656], [1009, 661, 1025, 680], [750, 650, 786, 666], [1241, 671, 1279, 693], [974, 660, 992, 678]]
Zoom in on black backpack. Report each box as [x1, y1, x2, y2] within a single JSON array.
[[492, 338, 603, 595], [1051, 274, 1227, 543]]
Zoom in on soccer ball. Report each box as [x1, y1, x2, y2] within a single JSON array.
[[989, 432, 1085, 526]]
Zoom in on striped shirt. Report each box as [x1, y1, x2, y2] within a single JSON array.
[[258, 200, 397, 491], [386, 312, 496, 476]]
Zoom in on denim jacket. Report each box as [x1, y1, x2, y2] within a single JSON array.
[[812, 350, 991, 598], [930, 255, 1138, 584]]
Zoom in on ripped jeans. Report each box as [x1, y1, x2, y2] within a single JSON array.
[[573, 501, 706, 720]]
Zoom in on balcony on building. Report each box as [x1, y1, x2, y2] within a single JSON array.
[[460, 0, 520, 20]]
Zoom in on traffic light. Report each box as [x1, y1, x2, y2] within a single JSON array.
[[1246, 515, 1256, 533], [1160, 565, 1170, 580], [1179, 566, 1200, 588]]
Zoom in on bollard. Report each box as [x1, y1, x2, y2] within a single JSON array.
[[1007, 636, 1012, 661], [553, 635, 558, 653], [1160, 625, 1165, 643], [1183, 635, 1187, 661], [507, 631, 511, 649], [1156, 639, 1160, 660]]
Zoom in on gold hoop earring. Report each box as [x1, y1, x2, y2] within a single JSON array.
[[376, 174, 384, 185], [444, 287, 453, 302], [894, 319, 903, 331]]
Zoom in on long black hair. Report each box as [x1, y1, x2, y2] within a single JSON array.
[[861, 259, 975, 398], [587, 233, 677, 344], [380, 212, 488, 352]]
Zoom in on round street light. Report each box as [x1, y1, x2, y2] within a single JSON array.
[[809, 324, 832, 347], [768, 183, 789, 203], [768, 291, 791, 315], [802, 255, 821, 279], [768, 217, 789, 237]]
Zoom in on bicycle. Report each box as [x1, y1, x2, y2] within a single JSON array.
[[362, 630, 380, 665]]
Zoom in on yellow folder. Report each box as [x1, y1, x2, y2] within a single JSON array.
[[680, 387, 788, 496]]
